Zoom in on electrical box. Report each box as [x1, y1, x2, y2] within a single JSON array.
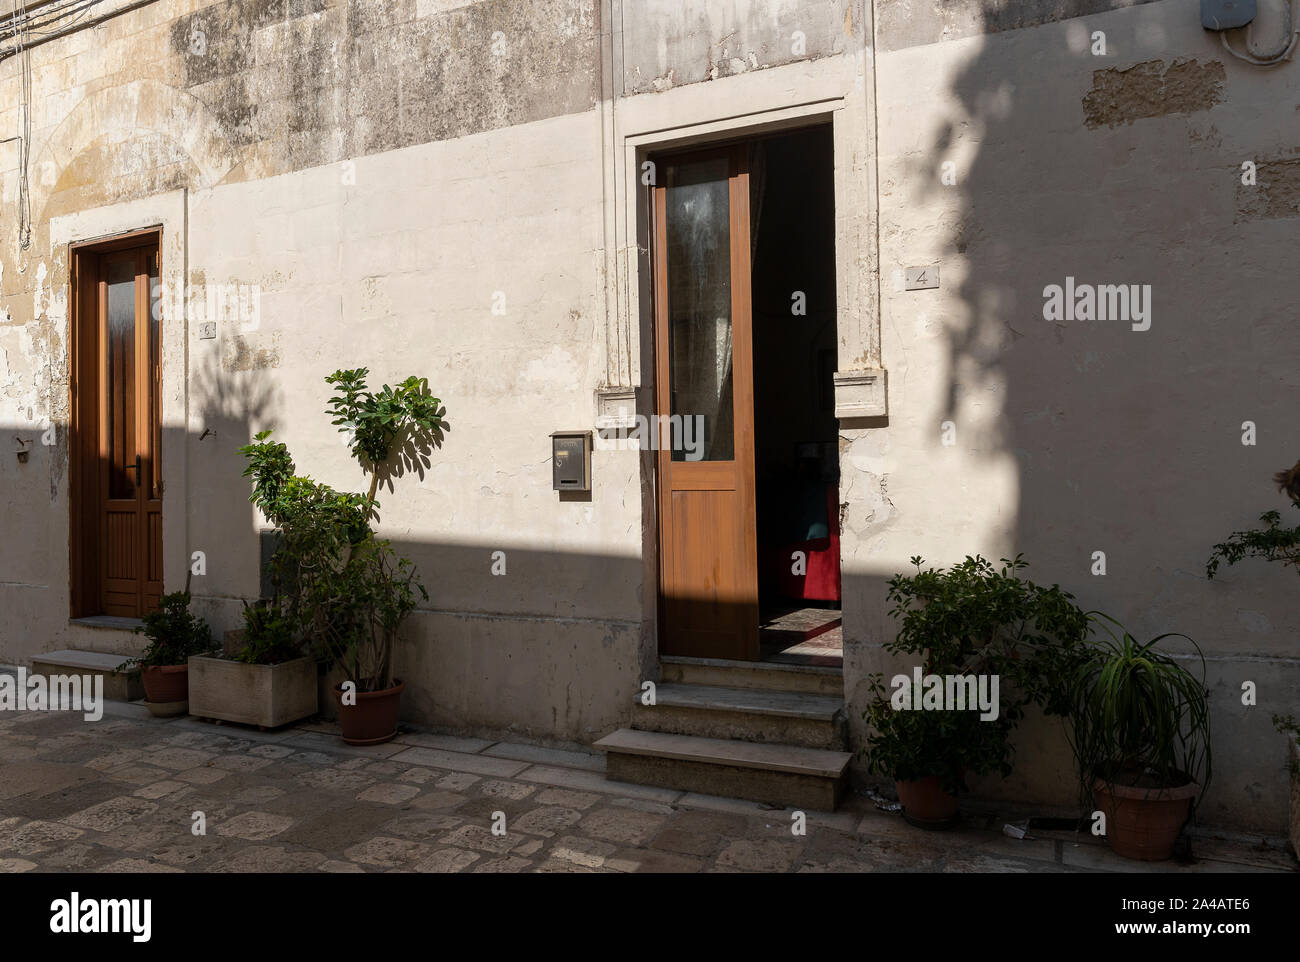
[[1201, 0, 1255, 30], [551, 431, 591, 492]]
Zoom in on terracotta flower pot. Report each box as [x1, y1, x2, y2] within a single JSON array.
[[1093, 777, 1199, 861], [333, 679, 404, 746], [896, 776, 960, 828], [141, 664, 189, 704]]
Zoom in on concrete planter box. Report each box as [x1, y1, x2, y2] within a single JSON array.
[[188, 655, 317, 729]]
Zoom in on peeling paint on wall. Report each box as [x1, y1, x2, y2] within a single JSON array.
[[224, 333, 283, 371], [1082, 58, 1226, 129], [168, 0, 598, 170], [1237, 157, 1300, 221]]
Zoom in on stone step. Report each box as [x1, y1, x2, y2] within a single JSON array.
[[633, 683, 846, 750], [660, 655, 843, 696], [594, 728, 851, 811], [30, 649, 144, 702]]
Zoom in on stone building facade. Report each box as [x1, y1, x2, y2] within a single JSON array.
[[0, 0, 1296, 833]]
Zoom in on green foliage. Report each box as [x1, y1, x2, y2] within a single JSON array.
[[315, 535, 428, 691], [884, 554, 1091, 715], [859, 555, 1092, 794], [239, 431, 370, 544], [861, 680, 1016, 795], [238, 369, 446, 692], [120, 591, 215, 670], [1206, 507, 1300, 580], [238, 430, 368, 655], [325, 369, 446, 503], [1066, 616, 1212, 810], [235, 599, 301, 666]]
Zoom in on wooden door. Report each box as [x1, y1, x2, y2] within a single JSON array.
[[77, 242, 163, 617], [653, 145, 759, 660]]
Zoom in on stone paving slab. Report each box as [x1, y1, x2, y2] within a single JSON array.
[[0, 705, 1292, 874], [483, 741, 605, 772]]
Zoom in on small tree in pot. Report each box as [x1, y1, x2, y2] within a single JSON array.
[[1066, 617, 1212, 861], [241, 368, 446, 745], [860, 555, 1090, 827]]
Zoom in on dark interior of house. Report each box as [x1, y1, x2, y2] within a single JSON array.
[[749, 124, 843, 666]]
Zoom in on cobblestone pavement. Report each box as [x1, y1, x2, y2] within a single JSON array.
[[0, 699, 1294, 874]]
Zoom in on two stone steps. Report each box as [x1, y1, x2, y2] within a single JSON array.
[[30, 649, 143, 701], [632, 682, 844, 749], [596, 655, 853, 810]]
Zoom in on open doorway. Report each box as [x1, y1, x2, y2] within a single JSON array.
[[750, 125, 842, 667], [651, 122, 841, 668]]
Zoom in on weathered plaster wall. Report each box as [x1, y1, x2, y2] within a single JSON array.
[[619, 0, 860, 93], [0, 0, 1295, 831], [853, 0, 1300, 831], [0, 0, 625, 742], [182, 117, 644, 740]]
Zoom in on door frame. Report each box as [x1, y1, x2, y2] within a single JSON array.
[[69, 227, 163, 618], [649, 142, 759, 660]]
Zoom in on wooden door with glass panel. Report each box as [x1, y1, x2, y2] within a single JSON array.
[[653, 144, 759, 660], [95, 244, 163, 616]]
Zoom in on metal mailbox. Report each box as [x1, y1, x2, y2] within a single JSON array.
[[551, 431, 591, 492]]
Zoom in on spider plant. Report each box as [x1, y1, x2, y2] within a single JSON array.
[[1067, 614, 1212, 811]]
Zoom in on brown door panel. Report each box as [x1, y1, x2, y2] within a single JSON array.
[[653, 145, 759, 661], [74, 238, 162, 618]]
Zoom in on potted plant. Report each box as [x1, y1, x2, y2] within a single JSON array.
[[320, 534, 427, 744], [859, 555, 1090, 827], [240, 368, 446, 745], [187, 599, 318, 729], [119, 588, 216, 716], [1066, 617, 1212, 861]]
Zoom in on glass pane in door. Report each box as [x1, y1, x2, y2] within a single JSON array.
[[149, 257, 162, 499], [105, 256, 137, 499], [665, 157, 733, 462]]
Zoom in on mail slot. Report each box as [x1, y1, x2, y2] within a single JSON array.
[[551, 431, 591, 492]]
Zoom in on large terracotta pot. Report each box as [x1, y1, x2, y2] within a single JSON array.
[[896, 776, 959, 828], [141, 664, 189, 703], [333, 679, 404, 745], [1094, 777, 1199, 861]]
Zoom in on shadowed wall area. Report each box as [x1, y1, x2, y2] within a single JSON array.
[[850, 0, 1299, 830]]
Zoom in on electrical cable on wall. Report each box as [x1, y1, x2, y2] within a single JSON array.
[[1220, 0, 1300, 64], [17, 0, 33, 252], [3, 0, 34, 254]]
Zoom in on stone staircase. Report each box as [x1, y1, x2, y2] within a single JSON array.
[[30, 649, 143, 701], [595, 655, 853, 810]]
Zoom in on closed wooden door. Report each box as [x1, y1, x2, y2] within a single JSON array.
[[653, 145, 759, 660], [93, 244, 163, 616]]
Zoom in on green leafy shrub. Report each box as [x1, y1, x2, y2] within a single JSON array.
[[120, 591, 215, 670], [235, 599, 301, 666], [860, 555, 1091, 795]]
